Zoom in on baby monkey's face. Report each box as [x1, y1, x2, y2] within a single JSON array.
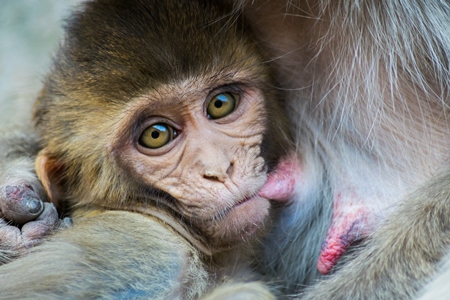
[[31, 0, 299, 254], [114, 71, 299, 251]]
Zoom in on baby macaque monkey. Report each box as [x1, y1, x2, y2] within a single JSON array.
[[0, 0, 299, 298]]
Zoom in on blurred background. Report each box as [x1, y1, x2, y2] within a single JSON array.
[[0, 0, 81, 127]]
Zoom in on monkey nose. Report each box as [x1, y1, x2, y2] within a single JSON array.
[[202, 163, 233, 183]]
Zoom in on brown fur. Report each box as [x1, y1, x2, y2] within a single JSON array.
[[2, 0, 450, 299], [0, 0, 289, 298], [31, 0, 292, 251]]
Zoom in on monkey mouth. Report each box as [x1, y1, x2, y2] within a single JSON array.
[[234, 195, 257, 207], [205, 154, 302, 247], [132, 153, 301, 254], [221, 152, 301, 219]]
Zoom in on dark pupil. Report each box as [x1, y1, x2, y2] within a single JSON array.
[[214, 99, 223, 108], [151, 131, 160, 139]]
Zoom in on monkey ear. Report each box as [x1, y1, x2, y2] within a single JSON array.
[[35, 150, 64, 206]]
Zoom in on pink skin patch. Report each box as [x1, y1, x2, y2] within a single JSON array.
[[255, 154, 376, 275], [258, 153, 302, 202], [317, 191, 375, 274]]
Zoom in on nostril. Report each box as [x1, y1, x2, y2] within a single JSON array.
[[226, 162, 233, 177], [203, 170, 226, 182], [202, 162, 233, 183], [203, 174, 219, 181], [203, 170, 220, 181]]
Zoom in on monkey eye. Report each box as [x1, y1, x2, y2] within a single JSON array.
[[206, 92, 237, 120], [138, 123, 178, 149]]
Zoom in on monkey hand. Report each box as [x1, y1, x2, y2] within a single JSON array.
[[0, 182, 71, 263]]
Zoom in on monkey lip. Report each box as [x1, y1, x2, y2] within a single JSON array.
[[235, 195, 258, 207], [182, 153, 302, 251], [230, 153, 301, 210], [226, 154, 301, 212]]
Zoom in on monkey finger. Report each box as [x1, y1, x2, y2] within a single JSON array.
[[0, 223, 23, 250], [0, 184, 44, 225], [20, 202, 60, 248]]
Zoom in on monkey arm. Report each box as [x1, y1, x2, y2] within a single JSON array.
[[0, 130, 65, 263], [0, 210, 210, 299], [417, 252, 450, 299], [301, 172, 450, 299]]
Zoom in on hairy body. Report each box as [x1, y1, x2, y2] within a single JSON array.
[[0, 0, 293, 298], [240, 0, 450, 297], [0, 211, 210, 299], [2, 0, 450, 299]]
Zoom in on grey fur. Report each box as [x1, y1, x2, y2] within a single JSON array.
[[0, 211, 210, 299], [2, 0, 450, 299], [242, 0, 450, 297]]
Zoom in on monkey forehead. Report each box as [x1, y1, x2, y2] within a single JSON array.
[[45, 0, 268, 104]]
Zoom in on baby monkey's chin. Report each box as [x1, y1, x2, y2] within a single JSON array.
[[210, 195, 272, 248]]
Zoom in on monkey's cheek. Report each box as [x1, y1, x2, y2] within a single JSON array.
[[213, 196, 271, 246]]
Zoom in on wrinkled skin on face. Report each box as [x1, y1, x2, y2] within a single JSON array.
[[115, 73, 299, 251], [29, 0, 297, 257]]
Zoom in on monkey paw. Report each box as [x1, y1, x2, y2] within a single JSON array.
[[0, 183, 71, 257]]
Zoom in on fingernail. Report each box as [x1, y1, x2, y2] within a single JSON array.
[[25, 197, 44, 215]]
